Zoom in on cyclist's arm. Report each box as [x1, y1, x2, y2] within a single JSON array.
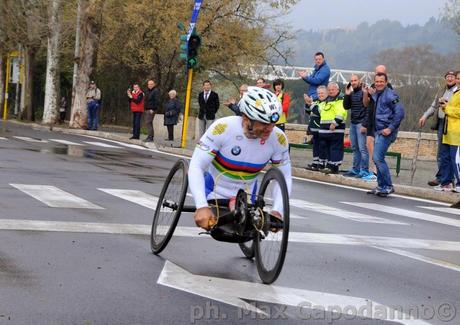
[[270, 131, 292, 214], [188, 146, 215, 209]]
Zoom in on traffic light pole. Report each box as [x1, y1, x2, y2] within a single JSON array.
[[2, 54, 11, 120], [181, 68, 194, 149]]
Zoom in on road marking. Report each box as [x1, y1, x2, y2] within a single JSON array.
[[0, 136, 7, 140], [49, 139, 83, 146], [290, 198, 408, 225], [418, 206, 460, 216], [158, 261, 430, 324], [10, 184, 103, 209], [83, 141, 122, 148], [373, 246, 460, 273], [98, 189, 158, 209], [343, 202, 460, 228], [13, 136, 48, 143], [1, 220, 459, 252], [80, 134, 157, 150]]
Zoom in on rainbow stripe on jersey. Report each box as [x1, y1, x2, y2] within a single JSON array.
[[211, 151, 267, 180]]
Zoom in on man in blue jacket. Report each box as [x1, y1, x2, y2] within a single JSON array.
[[298, 52, 331, 100], [367, 72, 405, 197]]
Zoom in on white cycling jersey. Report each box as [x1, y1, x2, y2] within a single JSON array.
[[188, 116, 292, 211]]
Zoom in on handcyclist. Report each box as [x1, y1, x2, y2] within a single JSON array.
[[188, 86, 292, 230]]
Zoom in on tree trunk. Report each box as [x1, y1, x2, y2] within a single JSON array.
[[42, 0, 62, 125], [70, 0, 82, 120], [20, 46, 36, 121], [0, 54, 4, 116], [69, 0, 102, 129]]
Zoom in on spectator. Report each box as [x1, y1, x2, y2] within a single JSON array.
[[197, 80, 220, 137], [362, 65, 391, 182], [86, 80, 101, 130], [304, 86, 327, 171], [256, 78, 271, 90], [144, 79, 160, 142], [436, 71, 460, 192], [419, 71, 457, 187], [298, 52, 331, 100], [273, 79, 291, 132], [343, 74, 369, 178], [127, 84, 144, 140], [59, 96, 67, 124], [224, 84, 248, 116], [318, 82, 347, 174], [164, 89, 182, 142], [367, 72, 405, 197]]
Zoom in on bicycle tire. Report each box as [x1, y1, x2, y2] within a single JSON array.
[[239, 241, 255, 259], [150, 159, 188, 254], [254, 167, 289, 284]]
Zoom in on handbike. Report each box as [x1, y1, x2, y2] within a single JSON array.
[[150, 158, 290, 284]]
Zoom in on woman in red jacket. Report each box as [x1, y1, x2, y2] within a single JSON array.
[[273, 79, 291, 132], [127, 83, 145, 140]]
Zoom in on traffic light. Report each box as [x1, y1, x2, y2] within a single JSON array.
[[187, 31, 201, 69], [179, 34, 188, 62]]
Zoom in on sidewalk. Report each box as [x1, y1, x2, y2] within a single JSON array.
[[7, 120, 460, 205]]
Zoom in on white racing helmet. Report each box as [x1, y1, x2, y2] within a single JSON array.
[[238, 86, 281, 124]]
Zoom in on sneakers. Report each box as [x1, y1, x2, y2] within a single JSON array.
[[362, 172, 377, 182], [454, 186, 460, 193], [305, 164, 320, 171], [428, 179, 440, 187], [377, 186, 395, 197], [355, 170, 368, 179], [367, 187, 382, 195], [343, 169, 359, 177], [434, 183, 454, 192], [143, 137, 153, 142]]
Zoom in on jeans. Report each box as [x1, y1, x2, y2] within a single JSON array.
[[132, 112, 143, 139], [349, 122, 369, 173], [435, 118, 445, 181], [87, 101, 99, 130], [439, 143, 460, 186], [373, 132, 397, 189]]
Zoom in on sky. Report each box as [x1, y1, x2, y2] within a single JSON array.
[[284, 0, 449, 30]]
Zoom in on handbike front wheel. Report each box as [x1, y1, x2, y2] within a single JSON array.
[[239, 241, 255, 259], [254, 167, 289, 284], [150, 159, 188, 254]]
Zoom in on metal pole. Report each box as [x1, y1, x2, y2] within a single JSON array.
[[2, 54, 11, 120], [181, 68, 194, 149]]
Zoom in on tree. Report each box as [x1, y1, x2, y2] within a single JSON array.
[[42, 0, 63, 125], [69, 0, 104, 129]]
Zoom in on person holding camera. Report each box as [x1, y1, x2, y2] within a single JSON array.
[[419, 71, 457, 187], [343, 74, 369, 178], [163, 90, 182, 141], [436, 71, 460, 192], [127, 84, 144, 140]]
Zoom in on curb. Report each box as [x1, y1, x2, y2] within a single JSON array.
[[6, 120, 458, 205]]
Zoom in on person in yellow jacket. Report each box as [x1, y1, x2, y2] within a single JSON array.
[[438, 71, 460, 192], [318, 82, 348, 174]]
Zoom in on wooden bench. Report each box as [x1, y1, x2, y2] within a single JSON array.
[[289, 143, 402, 176]]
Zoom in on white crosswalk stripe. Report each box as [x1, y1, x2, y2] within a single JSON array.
[[418, 206, 460, 216], [0, 136, 6, 140], [49, 139, 83, 146], [83, 141, 123, 148], [98, 189, 158, 209], [343, 202, 460, 228], [290, 198, 408, 225], [10, 184, 103, 209], [13, 136, 48, 143]]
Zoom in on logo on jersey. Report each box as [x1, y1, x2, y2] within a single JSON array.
[[197, 141, 210, 151], [277, 133, 287, 147], [236, 135, 243, 141], [231, 146, 241, 156], [212, 123, 228, 135]]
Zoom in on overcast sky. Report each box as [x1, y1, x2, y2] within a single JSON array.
[[284, 0, 449, 30]]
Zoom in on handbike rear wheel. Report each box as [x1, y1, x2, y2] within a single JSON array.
[[150, 159, 188, 254], [254, 167, 289, 284]]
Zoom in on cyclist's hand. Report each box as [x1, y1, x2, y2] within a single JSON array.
[[194, 207, 216, 230], [270, 210, 282, 233]]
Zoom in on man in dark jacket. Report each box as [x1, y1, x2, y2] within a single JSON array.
[[144, 79, 160, 142], [343, 74, 369, 178], [198, 80, 220, 137], [298, 52, 331, 100], [367, 72, 405, 197]]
